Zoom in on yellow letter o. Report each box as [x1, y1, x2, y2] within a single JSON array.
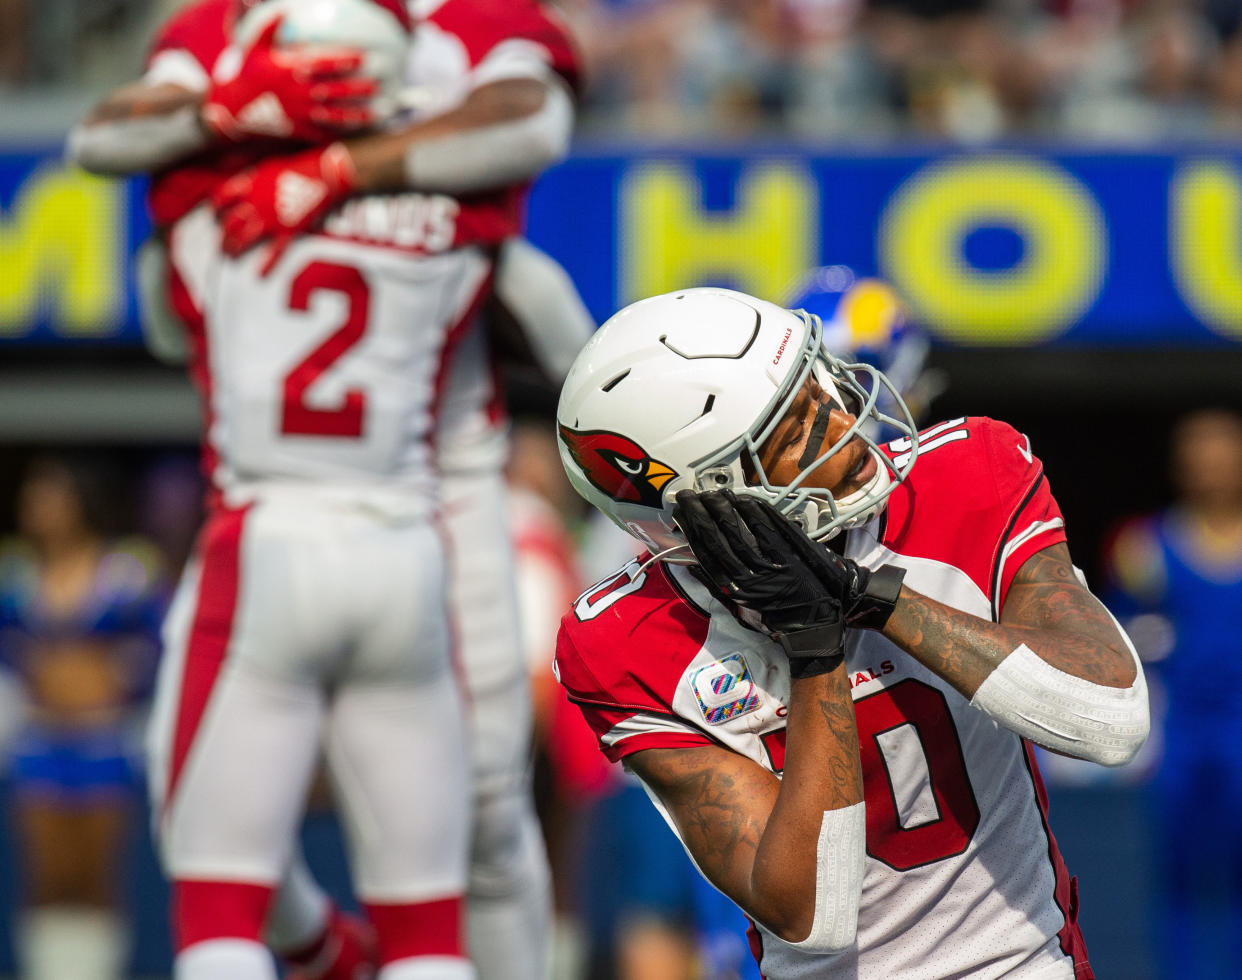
[[879, 157, 1106, 345]]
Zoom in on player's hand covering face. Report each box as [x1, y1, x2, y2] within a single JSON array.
[[674, 488, 907, 664], [673, 489, 846, 676]]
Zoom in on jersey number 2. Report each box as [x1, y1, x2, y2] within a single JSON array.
[[856, 679, 981, 871], [282, 260, 369, 438]]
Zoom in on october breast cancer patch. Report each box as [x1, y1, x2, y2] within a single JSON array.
[[691, 653, 761, 725]]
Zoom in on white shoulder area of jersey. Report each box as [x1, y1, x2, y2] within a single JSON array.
[[470, 37, 557, 87], [144, 48, 211, 91]]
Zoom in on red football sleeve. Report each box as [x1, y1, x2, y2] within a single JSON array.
[[431, 0, 583, 93], [981, 420, 1069, 613], [146, 0, 231, 70], [555, 622, 713, 763]]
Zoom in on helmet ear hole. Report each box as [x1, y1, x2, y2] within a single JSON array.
[[696, 467, 735, 492]]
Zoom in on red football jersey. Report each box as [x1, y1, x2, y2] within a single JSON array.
[[143, 0, 582, 241], [556, 417, 1092, 980], [143, 0, 271, 229]]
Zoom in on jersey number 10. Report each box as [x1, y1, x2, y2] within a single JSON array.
[[762, 677, 982, 871]]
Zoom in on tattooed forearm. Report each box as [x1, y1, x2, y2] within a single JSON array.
[[813, 692, 863, 807], [629, 746, 774, 901], [883, 543, 1136, 698], [629, 668, 865, 929]]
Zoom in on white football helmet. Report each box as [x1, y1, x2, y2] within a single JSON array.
[[557, 287, 920, 559], [231, 0, 412, 122]]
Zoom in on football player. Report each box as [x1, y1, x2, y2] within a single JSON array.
[[554, 287, 1149, 979], [68, 2, 587, 979]]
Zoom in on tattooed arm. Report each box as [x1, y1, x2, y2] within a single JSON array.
[[882, 543, 1135, 697], [627, 663, 864, 946], [881, 542, 1148, 765]]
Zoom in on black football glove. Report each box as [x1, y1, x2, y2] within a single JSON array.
[[743, 497, 907, 631], [672, 489, 845, 678]]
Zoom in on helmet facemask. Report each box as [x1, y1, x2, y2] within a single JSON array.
[[680, 311, 920, 548]]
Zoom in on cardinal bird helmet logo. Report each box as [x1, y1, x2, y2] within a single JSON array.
[[558, 425, 678, 509]]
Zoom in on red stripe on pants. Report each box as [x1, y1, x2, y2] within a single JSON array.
[[174, 880, 274, 951], [165, 504, 249, 810], [364, 896, 466, 964]]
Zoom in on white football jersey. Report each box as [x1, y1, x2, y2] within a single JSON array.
[[146, 0, 583, 484], [557, 418, 1094, 980], [166, 206, 492, 516]]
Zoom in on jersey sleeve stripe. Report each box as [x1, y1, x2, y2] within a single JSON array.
[[569, 697, 718, 761], [995, 518, 1067, 615], [602, 729, 714, 762], [989, 471, 1048, 620], [602, 711, 716, 748], [998, 516, 1065, 585]]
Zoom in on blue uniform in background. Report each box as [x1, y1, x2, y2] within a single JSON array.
[[1106, 511, 1242, 979], [0, 539, 166, 801]]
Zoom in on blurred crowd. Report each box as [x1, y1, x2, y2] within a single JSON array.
[[10, 0, 1242, 140], [562, 0, 1242, 141]]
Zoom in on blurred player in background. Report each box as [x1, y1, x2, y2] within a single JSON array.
[[786, 264, 945, 439], [79, 4, 480, 978], [555, 287, 1148, 979], [69, 2, 587, 977], [1103, 408, 1242, 980], [0, 457, 166, 980], [503, 419, 596, 979]]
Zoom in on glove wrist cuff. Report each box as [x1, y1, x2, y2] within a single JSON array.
[[786, 649, 846, 679], [847, 564, 906, 630], [776, 620, 844, 659]]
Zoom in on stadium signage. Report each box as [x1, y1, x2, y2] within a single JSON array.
[[4, 146, 1242, 346]]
